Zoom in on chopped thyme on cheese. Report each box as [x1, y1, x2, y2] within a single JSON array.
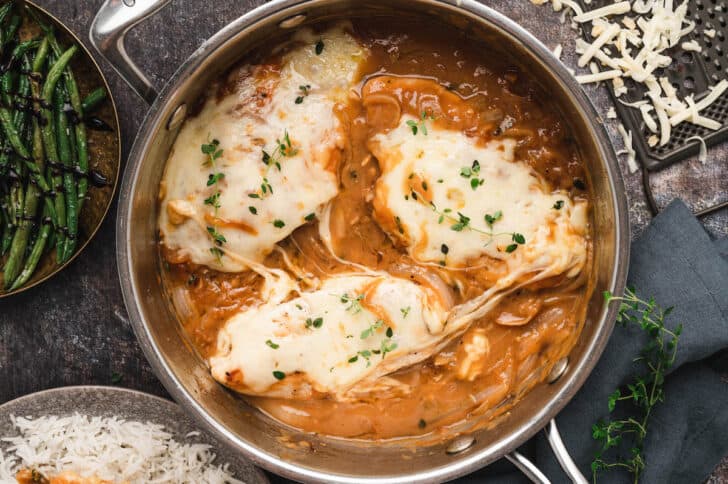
[[206, 172, 224, 186], [209, 247, 223, 262], [405, 110, 434, 136], [204, 192, 221, 212], [295, 84, 311, 104], [206, 226, 227, 246], [201, 138, 223, 166], [460, 160, 484, 190], [361, 319, 384, 339], [305, 317, 324, 329], [407, 184, 527, 251], [339, 293, 364, 313], [255, 130, 299, 198]]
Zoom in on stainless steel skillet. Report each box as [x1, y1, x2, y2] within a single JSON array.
[[90, 1, 630, 482]]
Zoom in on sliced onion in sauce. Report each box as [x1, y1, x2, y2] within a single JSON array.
[[389, 263, 455, 310], [363, 93, 402, 130], [171, 285, 198, 321]]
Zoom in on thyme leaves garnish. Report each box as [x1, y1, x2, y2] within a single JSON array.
[[407, 185, 526, 253], [460, 160, 484, 190], [339, 293, 364, 314], [202, 140, 225, 213], [305, 316, 324, 329], [209, 247, 224, 262], [360, 319, 384, 339], [207, 226, 226, 246], [405, 111, 434, 136], [295, 84, 311, 104], [207, 172, 224, 186], [204, 192, 221, 213], [250, 130, 299, 200], [201, 138, 223, 166], [262, 130, 298, 171]]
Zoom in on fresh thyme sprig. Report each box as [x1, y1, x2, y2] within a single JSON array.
[[592, 288, 682, 484], [201, 140, 224, 214]]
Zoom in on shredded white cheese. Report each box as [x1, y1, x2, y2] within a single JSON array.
[[553, 43, 563, 59], [669, 80, 728, 127], [573, 1, 631, 23], [617, 123, 639, 173], [576, 69, 623, 84], [681, 40, 701, 52], [534, 0, 727, 165], [685, 135, 708, 163]]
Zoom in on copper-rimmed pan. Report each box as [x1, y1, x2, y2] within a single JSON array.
[[0, 1, 120, 297], [91, 1, 629, 482]]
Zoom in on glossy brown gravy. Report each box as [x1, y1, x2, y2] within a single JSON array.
[[162, 19, 593, 440]]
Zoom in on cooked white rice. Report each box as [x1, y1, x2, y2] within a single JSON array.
[[0, 414, 245, 484]]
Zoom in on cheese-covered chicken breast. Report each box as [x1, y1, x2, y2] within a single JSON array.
[[210, 273, 455, 399], [159, 26, 367, 271]]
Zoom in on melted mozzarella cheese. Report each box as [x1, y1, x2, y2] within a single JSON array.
[[209, 274, 459, 399], [159, 26, 367, 272], [369, 117, 588, 275]]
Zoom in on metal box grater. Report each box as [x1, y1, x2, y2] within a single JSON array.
[[576, 0, 728, 171]]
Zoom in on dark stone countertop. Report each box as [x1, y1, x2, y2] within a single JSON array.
[[1, 0, 726, 481]]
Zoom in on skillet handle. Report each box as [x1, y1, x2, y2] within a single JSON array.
[[506, 419, 588, 484], [89, 0, 171, 105]]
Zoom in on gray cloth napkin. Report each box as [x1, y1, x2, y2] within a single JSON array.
[[458, 199, 728, 483]]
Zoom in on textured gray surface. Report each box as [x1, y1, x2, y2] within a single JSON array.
[[0, 0, 725, 481], [0, 386, 269, 483]]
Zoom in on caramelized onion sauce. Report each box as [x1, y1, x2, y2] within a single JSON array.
[[161, 19, 593, 440]]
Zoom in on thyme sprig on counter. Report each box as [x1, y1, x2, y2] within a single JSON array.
[[592, 288, 682, 484]]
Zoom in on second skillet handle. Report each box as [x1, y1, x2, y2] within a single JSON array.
[[89, 0, 172, 105], [506, 419, 588, 484]]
